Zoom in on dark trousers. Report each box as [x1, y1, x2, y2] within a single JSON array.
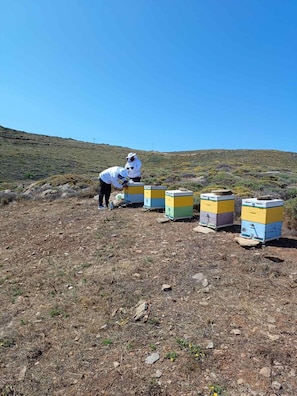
[[99, 179, 111, 207]]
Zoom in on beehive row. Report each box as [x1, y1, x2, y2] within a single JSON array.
[[123, 183, 284, 242]]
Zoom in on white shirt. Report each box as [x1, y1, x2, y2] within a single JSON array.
[[99, 166, 128, 189]]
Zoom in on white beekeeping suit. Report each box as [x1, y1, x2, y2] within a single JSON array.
[[125, 153, 142, 182], [99, 166, 129, 189]]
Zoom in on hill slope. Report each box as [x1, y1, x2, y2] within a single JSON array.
[[1, 126, 297, 194]]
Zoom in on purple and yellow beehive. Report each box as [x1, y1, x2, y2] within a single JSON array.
[[199, 192, 235, 229], [123, 182, 144, 204], [143, 185, 167, 210], [240, 198, 284, 242], [165, 190, 193, 220]]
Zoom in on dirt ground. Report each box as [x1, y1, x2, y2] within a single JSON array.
[[0, 197, 296, 396]]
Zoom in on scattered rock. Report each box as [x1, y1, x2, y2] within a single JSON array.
[[145, 352, 160, 365], [18, 366, 27, 381], [206, 341, 214, 349], [192, 273, 205, 282], [133, 300, 149, 321], [157, 217, 170, 223], [289, 369, 296, 377], [259, 367, 271, 378], [271, 381, 282, 390], [161, 284, 172, 291], [202, 278, 209, 287], [154, 370, 162, 378], [267, 334, 280, 341], [267, 316, 276, 323], [230, 329, 241, 335]]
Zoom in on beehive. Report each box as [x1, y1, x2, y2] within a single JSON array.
[[165, 190, 193, 220], [143, 185, 167, 209], [123, 182, 144, 204], [199, 192, 235, 229], [240, 198, 284, 242]]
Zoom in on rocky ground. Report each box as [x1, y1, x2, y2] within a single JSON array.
[[0, 197, 297, 396]]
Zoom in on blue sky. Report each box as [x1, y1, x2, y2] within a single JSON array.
[[1, 0, 296, 153]]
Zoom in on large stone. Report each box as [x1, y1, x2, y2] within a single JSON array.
[[133, 300, 149, 321], [234, 237, 261, 247], [145, 352, 160, 365], [193, 225, 215, 234]]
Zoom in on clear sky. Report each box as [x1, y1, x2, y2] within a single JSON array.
[[1, 0, 296, 153]]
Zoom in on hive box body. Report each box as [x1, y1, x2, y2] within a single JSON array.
[[240, 220, 282, 242], [124, 182, 144, 204], [200, 193, 235, 214], [199, 193, 235, 229], [143, 186, 167, 209], [241, 198, 284, 224], [165, 190, 193, 220], [199, 211, 234, 229], [240, 198, 284, 242]]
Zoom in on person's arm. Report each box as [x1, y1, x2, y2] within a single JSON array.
[[113, 180, 123, 189]]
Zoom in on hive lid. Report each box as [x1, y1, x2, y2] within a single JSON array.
[[144, 185, 167, 189], [242, 197, 284, 208], [126, 182, 144, 186], [211, 189, 233, 196], [256, 195, 274, 200], [166, 189, 193, 196]]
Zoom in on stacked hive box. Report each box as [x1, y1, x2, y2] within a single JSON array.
[[143, 185, 167, 210], [165, 190, 193, 220], [240, 198, 284, 242], [123, 182, 144, 204], [199, 191, 235, 229]]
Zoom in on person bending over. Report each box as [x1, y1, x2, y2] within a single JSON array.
[[98, 166, 129, 210]]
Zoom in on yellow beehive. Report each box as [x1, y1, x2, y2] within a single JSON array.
[[165, 190, 193, 220], [241, 198, 284, 224], [123, 182, 144, 204], [144, 186, 167, 209], [200, 193, 235, 214]]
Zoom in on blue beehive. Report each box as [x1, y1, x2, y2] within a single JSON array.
[[143, 185, 167, 210], [240, 198, 284, 242]]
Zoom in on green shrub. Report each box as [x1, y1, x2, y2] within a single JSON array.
[[232, 186, 253, 198], [279, 188, 297, 201], [284, 197, 297, 231]]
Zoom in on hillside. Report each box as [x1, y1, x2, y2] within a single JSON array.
[[1, 126, 297, 202]]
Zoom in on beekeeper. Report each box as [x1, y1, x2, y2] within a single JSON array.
[[125, 152, 142, 182], [98, 166, 129, 210]]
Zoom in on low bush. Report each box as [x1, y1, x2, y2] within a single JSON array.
[[284, 197, 297, 232]]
